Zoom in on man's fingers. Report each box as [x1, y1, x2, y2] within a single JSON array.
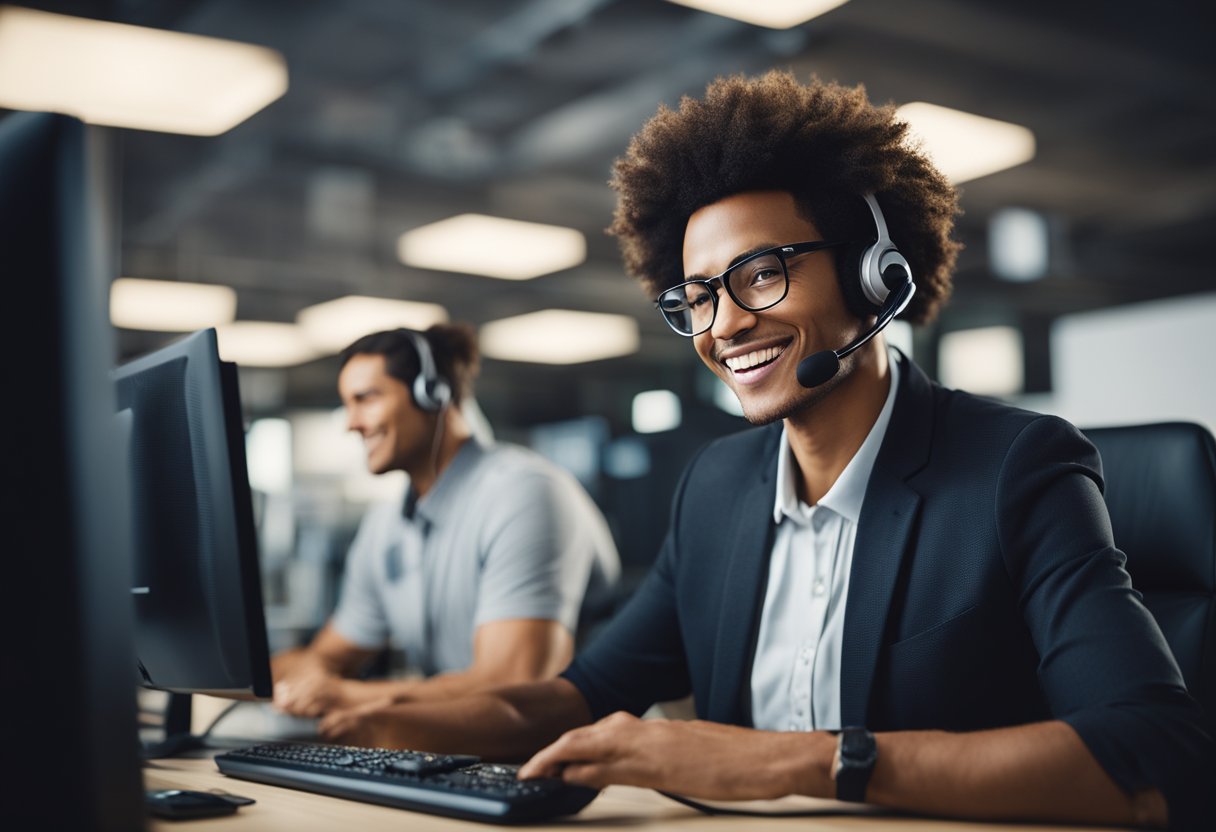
[[560, 762, 611, 789], [520, 724, 619, 780]]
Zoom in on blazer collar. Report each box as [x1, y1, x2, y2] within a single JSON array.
[[705, 422, 781, 725], [839, 348, 935, 725]]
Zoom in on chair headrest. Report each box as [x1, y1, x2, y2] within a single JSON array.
[[1082, 422, 1216, 592]]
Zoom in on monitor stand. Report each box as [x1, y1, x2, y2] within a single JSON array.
[[142, 693, 208, 759]]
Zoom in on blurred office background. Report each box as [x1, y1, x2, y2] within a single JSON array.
[[3, 0, 1213, 650]]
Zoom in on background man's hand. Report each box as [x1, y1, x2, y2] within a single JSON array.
[[516, 711, 834, 799], [273, 670, 352, 717], [317, 697, 397, 746]]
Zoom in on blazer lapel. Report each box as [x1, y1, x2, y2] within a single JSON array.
[[705, 425, 780, 725], [840, 352, 934, 726]]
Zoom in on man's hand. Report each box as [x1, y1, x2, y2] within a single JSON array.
[[516, 711, 835, 800], [317, 698, 399, 747], [274, 671, 354, 717]]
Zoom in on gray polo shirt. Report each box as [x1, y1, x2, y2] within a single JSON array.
[[331, 438, 620, 675]]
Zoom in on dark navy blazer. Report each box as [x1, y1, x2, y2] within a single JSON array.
[[564, 351, 1213, 822]]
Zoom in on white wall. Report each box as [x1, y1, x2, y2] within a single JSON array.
[[1046, 292, 1216, 435]]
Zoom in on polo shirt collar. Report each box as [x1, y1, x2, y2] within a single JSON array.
[[403, 437, 487, 525]]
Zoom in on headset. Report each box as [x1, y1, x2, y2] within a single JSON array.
[[399, 329, 452, 412], [796, 192, 916, 388]]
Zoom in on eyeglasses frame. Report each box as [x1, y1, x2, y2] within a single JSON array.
[[653, 239, 855, 337]]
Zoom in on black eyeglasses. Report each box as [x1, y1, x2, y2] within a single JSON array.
[[654, 240, 852, 337]]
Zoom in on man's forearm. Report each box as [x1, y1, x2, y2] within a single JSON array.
[[272, 647, 351, 680], [323, 678, 591, 761], [799, 720, 1165, 827]]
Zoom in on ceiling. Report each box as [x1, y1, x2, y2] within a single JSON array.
[[15, 0, 1216, 435]]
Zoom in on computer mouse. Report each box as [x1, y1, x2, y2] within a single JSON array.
[[146, 789, 248, 819]]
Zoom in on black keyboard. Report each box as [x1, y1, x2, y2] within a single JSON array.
[[214, 742, 598, 823]]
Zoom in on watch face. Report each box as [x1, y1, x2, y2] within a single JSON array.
[[840, 728, 877, 766]]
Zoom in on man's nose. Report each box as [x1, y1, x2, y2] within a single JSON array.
[[709, 291, 758, 341]]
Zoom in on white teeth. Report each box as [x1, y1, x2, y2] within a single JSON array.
[[725, 345, 785, 372]]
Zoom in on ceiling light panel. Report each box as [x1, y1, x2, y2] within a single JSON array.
[[297, 296, 449, 353], [480, 310, 639, 364], [110, 278, 237, 331], [215, 322, 320, 368], [896, 102, 1036, 184], [665, 0, 851, 29], [398, 214, 586, 280], [0, 6, 288, 135]]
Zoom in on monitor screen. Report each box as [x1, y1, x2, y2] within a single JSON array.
[[114, 328, 273, 699], [1, 111, 145, 830]]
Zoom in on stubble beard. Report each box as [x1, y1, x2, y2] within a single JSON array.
[[735, 354, 851, 426]]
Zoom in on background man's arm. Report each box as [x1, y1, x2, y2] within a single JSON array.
[[276, 618, 573, 716], [319, 676, 592, 763], [271, 623, 380, 716]]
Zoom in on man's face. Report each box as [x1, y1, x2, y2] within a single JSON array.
[[683, 190, 860, 424], [338, 353, 432, 475]]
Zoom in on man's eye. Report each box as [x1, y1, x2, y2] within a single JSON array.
[[749, 268, 781, 285], [688, 292, 712, 308]]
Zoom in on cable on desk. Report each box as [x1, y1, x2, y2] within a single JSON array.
[[198, 701, 244, 741]]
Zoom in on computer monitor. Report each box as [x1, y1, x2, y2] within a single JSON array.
[[113, 328, 273, 728], [1, 111, 146, 830]]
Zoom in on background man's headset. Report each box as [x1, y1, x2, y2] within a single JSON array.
[[796, 192, 916, 389], [398, 329, 452, 412]]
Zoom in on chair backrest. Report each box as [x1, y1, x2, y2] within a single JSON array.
[[1082, 422, 1216, 718]]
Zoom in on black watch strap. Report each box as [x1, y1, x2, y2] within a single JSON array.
[[834, 726, 877, 802]]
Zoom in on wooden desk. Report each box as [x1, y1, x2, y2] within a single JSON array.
[[144, 754, 1121, 831]]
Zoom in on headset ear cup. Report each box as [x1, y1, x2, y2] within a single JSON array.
[[836, 240, 882, 318], [412, 374, 451, 412], [430, 379, 452, 411]]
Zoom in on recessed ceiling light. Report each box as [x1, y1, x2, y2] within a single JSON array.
[[215, 322, 320, 368], [0, 6, 288, 136], [398, 214, 586, 280], [665, 0, 851, 29], [896, 102, 1036, 184], [110, 278, 237, 331], [480, 310, 639, 364], [297, 296, 449, 353]]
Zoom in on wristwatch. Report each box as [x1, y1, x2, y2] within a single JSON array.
[[833, 726, 877, 802]]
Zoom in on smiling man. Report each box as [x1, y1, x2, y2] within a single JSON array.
[[318, 74, 1213, 829], [271, 324, 619, 719]]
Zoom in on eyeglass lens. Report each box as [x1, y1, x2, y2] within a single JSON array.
[[659, 251, 788, 335]]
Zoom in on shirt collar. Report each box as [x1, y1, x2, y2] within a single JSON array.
[[403, 437, 487, 525], [773, 349, 901, 525]]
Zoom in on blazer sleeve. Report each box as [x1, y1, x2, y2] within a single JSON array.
[[996, 415, 1215, 825]]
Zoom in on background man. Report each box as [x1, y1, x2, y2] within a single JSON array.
[[272, 323, 620, 717], [316, 74, 1213, 828]]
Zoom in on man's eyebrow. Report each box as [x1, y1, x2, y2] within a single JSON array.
[[684, 243, 781, 282]]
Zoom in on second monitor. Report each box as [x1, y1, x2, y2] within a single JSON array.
[[114, 328, 272, 725]]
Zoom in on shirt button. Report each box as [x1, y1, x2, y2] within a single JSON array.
[[813, 578, 826, 596], [812, 511, 828, 532]]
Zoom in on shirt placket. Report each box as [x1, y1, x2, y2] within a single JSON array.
[[790, 505, 833, 731]]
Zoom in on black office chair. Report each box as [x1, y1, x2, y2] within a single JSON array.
[[1082, 422, 1216, 719]]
